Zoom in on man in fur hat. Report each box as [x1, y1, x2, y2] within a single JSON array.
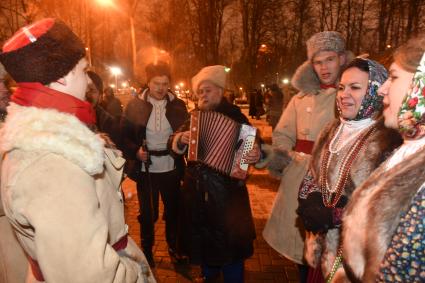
[[263, 31, 353, 282], [121, 61, 189, 267], [0, 18, 155, 282], [170, 65, 261, 282]]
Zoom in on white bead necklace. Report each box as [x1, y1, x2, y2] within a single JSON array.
[[329, 118, 375, 154]]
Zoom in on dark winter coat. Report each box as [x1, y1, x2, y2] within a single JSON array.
[[121, 89, 188, 180], [171, 99, 256, 266], [96, 104, 122, 148]]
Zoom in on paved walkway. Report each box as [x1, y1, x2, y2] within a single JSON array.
[[122, 112, 299, 283]]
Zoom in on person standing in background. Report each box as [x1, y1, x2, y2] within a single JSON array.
[[121, 61, 189, 267]]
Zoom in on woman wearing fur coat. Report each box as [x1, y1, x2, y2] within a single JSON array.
[[343, 36, 425, 282], [0, 19, 155, 283], [297, 58, 402, 282]]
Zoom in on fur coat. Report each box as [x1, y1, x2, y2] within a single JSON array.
[[342, 140, 425, 282], [301, 118, 402, 281], [0, 103, 155, 283]]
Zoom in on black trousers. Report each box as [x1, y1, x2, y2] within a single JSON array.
[[137, 169, 180, 251]]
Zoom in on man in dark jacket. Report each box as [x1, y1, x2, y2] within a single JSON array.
[[86, 71, 121, 146], [121, 61, 189, 267], [170, 65, 260, 283]]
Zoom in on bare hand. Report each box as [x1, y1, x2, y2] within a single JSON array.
[[245, 143, 261, 164], [179, 131, 191, 145], [136, 146, 149, 162]]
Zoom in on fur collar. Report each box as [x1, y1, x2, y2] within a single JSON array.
[[343, 139, 424, 282], [291, 51, 355, 95], [310, 118, 402, 196], [0, 103, 105, 175]]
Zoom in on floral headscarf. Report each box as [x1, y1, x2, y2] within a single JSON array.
[[352, 59, 388, 120], [398, 52, 425, 139]]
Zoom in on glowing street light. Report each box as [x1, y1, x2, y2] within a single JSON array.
[[282, 78, 290, 85], [175, 85, 180, 90], [224, 67, 231, 73], [260, 83, 265, 88], [110, 84, 116, 88], [96, 0, 114, 6], [386, 44, 392, 49], [110, 66, 122, 90], [121, 82, 128, 88], [179, 82, 184, 88]]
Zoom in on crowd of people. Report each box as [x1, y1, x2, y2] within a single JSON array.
[[0, 17, 423, 283]]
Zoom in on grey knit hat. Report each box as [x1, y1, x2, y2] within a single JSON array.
[[306, 31, 345, 60]]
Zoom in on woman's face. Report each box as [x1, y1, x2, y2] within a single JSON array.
[[378, 62, 415, 129], [337, 67, 369, 120]]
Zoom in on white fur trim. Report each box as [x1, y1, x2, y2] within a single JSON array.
[[0, 103, 105, 175], [171, 132, 187, 155]]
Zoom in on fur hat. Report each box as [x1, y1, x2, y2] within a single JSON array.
[[306, 31, 345, 60], [192, 65, 227, 93], [145, 61, 171, 83], [0, 18, 86, 85]]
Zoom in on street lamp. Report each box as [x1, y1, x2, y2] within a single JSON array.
[[85, 47, 92, 67], [96, 0, 114, 6], [282, 78, 289, 85], [110, 66, 122, 90], [95, 0, 138, 76]]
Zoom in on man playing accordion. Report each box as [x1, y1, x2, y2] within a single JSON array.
[[170, 65, 261, 283]]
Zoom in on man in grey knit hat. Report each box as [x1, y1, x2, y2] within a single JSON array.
[[263, 31, 353, 282]]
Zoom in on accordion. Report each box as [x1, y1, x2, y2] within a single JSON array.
[[188, 110, 257, 180]]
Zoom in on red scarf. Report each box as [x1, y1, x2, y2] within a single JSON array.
[[12, 82, 96, 125], [320, 84, 337, 89]]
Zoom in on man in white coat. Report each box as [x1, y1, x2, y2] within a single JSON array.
[[263, 31, 353, 282]]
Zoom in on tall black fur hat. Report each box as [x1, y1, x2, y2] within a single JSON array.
[[0, 18, 86, 85]]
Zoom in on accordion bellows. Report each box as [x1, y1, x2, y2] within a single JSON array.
[[188, 111, 256, 180]]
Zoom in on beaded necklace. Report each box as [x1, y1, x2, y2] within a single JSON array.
[[325, 246, 343, 283], [319, 124, 377, 208]]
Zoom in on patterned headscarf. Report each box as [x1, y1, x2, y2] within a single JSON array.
[[398, 52, 425, 139], [352, 58, 388, 120]]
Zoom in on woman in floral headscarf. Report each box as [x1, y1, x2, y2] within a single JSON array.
[[343, 36, 425, 283], [296, 58, 402, 283]]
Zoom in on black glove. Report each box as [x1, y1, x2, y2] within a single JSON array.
[[297, 192, 348, 233]]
